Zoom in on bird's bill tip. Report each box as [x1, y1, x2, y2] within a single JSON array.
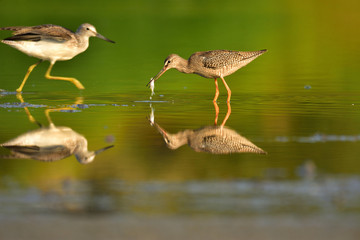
[[146, 78, 154, 87], [96, 33, 115, 43], [94, 145, 114, 155]]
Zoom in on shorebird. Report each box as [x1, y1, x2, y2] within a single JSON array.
[[148, 49, 267, 102], [0, 23, 115, 92]]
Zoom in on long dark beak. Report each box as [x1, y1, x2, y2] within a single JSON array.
[[94, 145, 114, 155], [151, 122, 169, 139], [96, 32, 115, 43], [146, 65, 169, 87]]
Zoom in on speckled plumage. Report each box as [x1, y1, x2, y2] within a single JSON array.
[[149, 49, 267, 102], [152, 123, 266, 154], [189, 49, 267, 78]]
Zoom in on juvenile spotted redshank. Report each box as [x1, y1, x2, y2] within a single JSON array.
[[148, 49, 267, 102], [0, 23, 115, 92]]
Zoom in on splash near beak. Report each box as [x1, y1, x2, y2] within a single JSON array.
[[94, 145, 114, 155], [96, 32, 115, 43], [146, 65, 169, 87]]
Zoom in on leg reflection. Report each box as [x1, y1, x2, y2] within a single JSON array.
[[44, 97, 84, 124], [213, 100, 219, 125], [16, 93, 41, 126], [221, 101, 231, 127], [213, 100, 232, 126]]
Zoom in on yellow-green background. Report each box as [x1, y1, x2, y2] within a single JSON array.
[[0, 0, 360, 222]]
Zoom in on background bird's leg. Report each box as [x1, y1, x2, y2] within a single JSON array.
[[220, 76, 231, 102], [73, 97, 84, 106], [45, 62, 85, 90], [16, 93, 42, 127], [221, 101, 232, 127], [213, 101, 219, 125], [16, 60, 43, 92], [44, 97, 82, 125], [213, 78, 219, 102], [44, 109, 55, 125]]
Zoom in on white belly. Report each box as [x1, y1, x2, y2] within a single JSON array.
[[2, 39, 86, 62]]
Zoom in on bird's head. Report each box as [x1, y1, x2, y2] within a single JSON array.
[[147, 54, 182, 86], [75, 145, 114, 164], [77, 23, 115, 43], [163, 54, 182, 70], [151, 122, 189, 150]]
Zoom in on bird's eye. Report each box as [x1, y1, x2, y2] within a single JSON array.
[[166, 60, 171, 65], [86, 28, 90, 30]]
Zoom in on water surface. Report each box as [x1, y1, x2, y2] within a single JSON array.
[[1, 0, 360, 239]]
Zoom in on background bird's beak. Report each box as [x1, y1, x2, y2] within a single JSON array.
[[94, 145, 114, 155], [147, 65, 169, 86], [96, 32, 115, 43]]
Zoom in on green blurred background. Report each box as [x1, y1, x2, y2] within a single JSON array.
[[0, 1, 360, 236], [0, 0, 359, 181]]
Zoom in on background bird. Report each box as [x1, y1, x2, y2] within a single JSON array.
[[0, 23, 115, 92]]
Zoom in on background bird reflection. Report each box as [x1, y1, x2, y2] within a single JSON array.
[[0, 94, 113, 163]]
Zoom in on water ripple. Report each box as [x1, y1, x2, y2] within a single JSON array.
[[275, 133, 360, 143]]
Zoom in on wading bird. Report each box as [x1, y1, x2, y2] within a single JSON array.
[[148, 49, 267, 102], [0, 23, 115, 92]]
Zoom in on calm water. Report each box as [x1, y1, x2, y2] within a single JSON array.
[[1, 0, 360, 239]]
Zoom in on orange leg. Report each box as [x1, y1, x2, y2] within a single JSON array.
[[221, 101, 232, 127], [213, 100, 219, 125], [220, 76, 231, 102], [213, 78, 219, 102]]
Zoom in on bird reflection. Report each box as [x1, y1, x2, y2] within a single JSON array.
[[0, 94, 113, 163], [149, 102, 266, 154]]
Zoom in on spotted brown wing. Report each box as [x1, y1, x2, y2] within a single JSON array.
[[201, 50, 244, 69], [201, 50, 267, 69]]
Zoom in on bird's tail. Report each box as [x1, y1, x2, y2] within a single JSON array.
[[242, 49, 267, 60], [238, 49, 267, 68]]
